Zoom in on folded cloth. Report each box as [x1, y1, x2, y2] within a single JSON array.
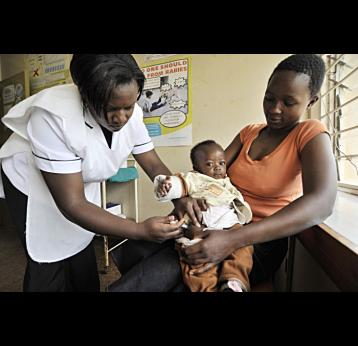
[[202, 205, 240, 229]]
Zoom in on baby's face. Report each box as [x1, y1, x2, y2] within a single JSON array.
[[195, 146, 227, 179]]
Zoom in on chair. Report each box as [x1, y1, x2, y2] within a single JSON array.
[[100, 160, 139, 273]]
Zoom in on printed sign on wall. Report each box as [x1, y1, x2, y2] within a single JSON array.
[[138, 57, 192, 147], [26, 54, 72, 95]]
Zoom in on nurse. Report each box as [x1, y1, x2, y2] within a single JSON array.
[[0, 54, 184, 292]]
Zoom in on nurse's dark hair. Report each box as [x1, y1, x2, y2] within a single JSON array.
[[269, 54, 326, 97], [70, 54, 145, 119], [190, 140, 224, 167]]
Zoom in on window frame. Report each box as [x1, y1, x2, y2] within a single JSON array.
[[319, 54, 358, 195]]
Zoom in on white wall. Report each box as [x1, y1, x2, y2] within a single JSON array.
[[133, 54, 289, 220], [0, 54, 25, 79]]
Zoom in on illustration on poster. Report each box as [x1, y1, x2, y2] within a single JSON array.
[[138, 57, 191, 147], [174, 77, 186, 88], [138, 76, 187, 118], [160, 111, 186, 128]]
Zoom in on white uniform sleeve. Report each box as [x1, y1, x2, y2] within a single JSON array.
[[27, 107, 82, 173], [131, 105, 154, 155]]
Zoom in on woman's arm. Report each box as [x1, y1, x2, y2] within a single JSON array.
[[41, 171, 184, 242], [182, 132, 337, 265]]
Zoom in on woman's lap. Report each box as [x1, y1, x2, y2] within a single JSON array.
[[108, 239, 188, 292], [108, 237, 288, 291]]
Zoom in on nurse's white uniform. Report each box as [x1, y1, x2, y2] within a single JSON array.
[[0, 84, 153, 263]]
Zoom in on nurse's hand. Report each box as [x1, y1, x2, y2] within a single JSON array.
[[172, 196, 208, 227], [138, 215, 185, 243]]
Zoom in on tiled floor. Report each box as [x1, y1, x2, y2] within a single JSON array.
[[0, 226, 26, 292], [0, 226, 121, 292], [94, 236, 122, 291], [0, 225, 276, 292]]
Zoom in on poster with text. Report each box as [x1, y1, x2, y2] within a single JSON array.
[[26, 54, 72, 95], [0, 71, 30, 146], [138, 57, 191, 146]]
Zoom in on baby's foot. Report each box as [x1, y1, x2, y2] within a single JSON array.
[[220, 280, 244, 292]]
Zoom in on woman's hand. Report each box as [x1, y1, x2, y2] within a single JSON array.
[[137, 215, 185, 243], [184, 223, 206, 240], [180, 229, 236, 268], [172, 196, 208, 227]]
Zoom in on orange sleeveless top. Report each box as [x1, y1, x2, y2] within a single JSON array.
[[227, 119, 329, 222]]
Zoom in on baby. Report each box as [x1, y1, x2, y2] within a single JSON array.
[[154, 140, 253, 292]]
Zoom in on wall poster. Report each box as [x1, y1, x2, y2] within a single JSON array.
[[26, 54, 72, 95], [0, 71, 30, 146], [138, 57, 191, 147]]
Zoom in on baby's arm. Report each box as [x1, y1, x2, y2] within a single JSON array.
[[154, 174, 187, 201], [157, 176, 172, 197]]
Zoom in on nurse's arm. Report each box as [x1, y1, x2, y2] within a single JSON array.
[[40, 170, 183, 241]]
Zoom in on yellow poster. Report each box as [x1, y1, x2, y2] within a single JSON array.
[[26, 54, 72, 95], [139, 57, 192, 146]]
